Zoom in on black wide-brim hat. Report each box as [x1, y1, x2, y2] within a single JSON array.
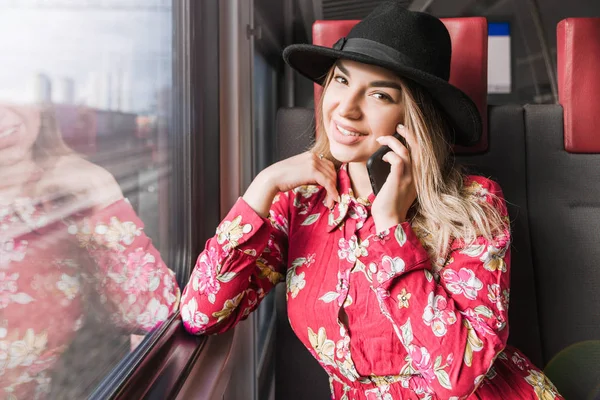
[[283, 1, 482, 146]]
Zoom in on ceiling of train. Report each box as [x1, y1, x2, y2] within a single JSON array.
[[320, 0, 411, 20], [317, 0, 506, 20], [262, 0, 600, 102]]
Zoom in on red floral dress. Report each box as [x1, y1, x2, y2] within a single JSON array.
[[181, 164, 563, 400], [0, 194, 180, 399]]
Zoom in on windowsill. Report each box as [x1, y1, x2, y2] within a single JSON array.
[[98, 312, 208, 399]]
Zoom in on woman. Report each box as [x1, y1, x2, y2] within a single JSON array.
[[180, 3, 562, 399], [0, 103, 180, 398]]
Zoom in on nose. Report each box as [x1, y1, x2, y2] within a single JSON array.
[[336, 90, 362, 120]]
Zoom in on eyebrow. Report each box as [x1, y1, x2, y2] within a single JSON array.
[[369, 80, 403, 91], [335, 63, 402, 91]]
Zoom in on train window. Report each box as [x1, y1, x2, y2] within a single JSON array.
[[0, 0, 189, 398]]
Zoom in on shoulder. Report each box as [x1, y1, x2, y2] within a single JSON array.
[[53, 154, 114, 181], [51, 155, 123, 207], [463, 175, 508, 216], [464, 175, 505, 200]]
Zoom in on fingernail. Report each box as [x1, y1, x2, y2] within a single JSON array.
[[397, 123, 405, 130], [376, 136, 383, 142]]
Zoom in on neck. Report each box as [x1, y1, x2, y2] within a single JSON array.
[[0, 154, 37, 202], [347, 162, 373, 199]]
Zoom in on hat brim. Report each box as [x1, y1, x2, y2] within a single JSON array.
[[283, 44, 481, 147]]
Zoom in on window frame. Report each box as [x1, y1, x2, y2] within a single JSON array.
[[88, 0, 222, 398]]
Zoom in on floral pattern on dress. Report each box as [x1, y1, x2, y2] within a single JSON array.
[[286, 255, 314, 300], [524, 369, 561, 400], [376, 255, 406, 284], [216, 216, 252, 251], [180, 297, 209, 332], [338, 235, 369, 263], [0, 240, 28, 267], [481, 242, 509, 273], [487, 283, 510, 312], [397, 288, 411, 309], [0, 272, 34, 309], [442, 267, 483, 300], [180, 169, 563, 400], [1, 198, 180, 398], [422, 292, 458, 337]]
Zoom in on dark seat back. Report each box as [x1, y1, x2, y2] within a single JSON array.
[[522, 18, 600, 399]]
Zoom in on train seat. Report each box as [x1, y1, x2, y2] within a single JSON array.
[[274, 17, 544, 399], [523, 18, 600, 399]]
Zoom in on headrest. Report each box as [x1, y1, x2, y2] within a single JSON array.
[[557, 18, 600, 153], [312, 18, 488, 154]]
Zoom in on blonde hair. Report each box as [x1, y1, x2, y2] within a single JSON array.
[[32, 105, 73, 165], [312, 66, 507, 260]]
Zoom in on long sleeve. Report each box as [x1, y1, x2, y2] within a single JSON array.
[[70, 199, 181, 332], [180, 192, 289, 335], [358, 178, 510, 399]]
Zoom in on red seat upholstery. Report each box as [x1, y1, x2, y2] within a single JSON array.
[[312, 18, 488, 153], [557, 18, 600, 153]]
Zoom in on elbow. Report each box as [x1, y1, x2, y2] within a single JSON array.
[[179, 291, 232, 335], [180, 296, 215, 335], [447, 331, 506, 398]]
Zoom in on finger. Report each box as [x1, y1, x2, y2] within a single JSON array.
[[377, 136, 411, 161], [314, 170, 339, 208], [312, 157, 339, 203], [316, 160, 338, 189], [382, 151, 410, 179], [377, 124, 411, 156], [322, 163, 340, 203]]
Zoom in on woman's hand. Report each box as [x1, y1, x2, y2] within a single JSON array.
[[243, 151, 340, 217], [371, 124, 417, 233]]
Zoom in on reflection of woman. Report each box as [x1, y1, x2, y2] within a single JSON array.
[[0, 103, 180, 398], [181, 4, 562, 399]]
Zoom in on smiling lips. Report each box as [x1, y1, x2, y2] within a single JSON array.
[[0, 125, 19, 139], [0, 124, 21, 150], [336, 123, 364, 137], [330, 120, 368, 145]]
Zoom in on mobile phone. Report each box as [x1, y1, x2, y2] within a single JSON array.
[[367, 133, 409, 195]]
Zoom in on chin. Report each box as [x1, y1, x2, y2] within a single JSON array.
[[329, 145, 355, 163], [329, 147, 369, 164], [0, 147, 30, 167]]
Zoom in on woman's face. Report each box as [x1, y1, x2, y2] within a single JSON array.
[[0, 104, 41, 167], [322, 60, 420, 166]]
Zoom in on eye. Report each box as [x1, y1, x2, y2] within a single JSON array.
[[334, 75, 348, 85], [372, 92, 393, 102]]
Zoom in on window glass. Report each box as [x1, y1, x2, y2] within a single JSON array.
[[0, 0, 179, 398]]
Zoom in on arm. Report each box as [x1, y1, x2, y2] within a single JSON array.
[[73, 198, 181, 332], [180, 151, 340, 335], [179, 191, 289, 335], [39, 156, 180, 333], [361, 178, 510, 399]]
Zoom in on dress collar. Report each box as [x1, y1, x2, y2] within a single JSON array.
[[326, 164, 374, 232]]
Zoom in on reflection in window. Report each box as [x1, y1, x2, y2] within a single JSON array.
[[0, 1, 179, 398]]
